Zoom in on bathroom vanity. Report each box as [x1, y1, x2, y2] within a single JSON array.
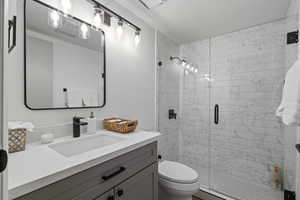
[[8, 131, 160, 200]]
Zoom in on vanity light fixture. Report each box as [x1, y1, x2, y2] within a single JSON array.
[[170, 56, 199, 75], [93, 7, 103, 30], [60, 0, 72, 16], [134, 30, 141, 46], [116, 19, 124, 39], [48, 10, 62, 29], [87, 0, 142, 46], [80, 23, 90, 39]]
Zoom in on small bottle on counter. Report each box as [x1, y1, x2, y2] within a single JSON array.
[[87, 112, 97, 134]]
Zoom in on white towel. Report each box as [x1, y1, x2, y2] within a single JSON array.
[[67, 88, 83, 107], [67, 88, 99, 107], [82, 89, 99, 107], [8, 121, 35, 132], [276, 60, 300, 126]]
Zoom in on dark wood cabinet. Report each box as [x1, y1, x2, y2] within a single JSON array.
[[15, 142, 158, 200], [115, 164, 158, 200], [94, 190, 114, 200]]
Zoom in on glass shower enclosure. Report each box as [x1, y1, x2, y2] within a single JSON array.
[[158, 14, 298, 200]]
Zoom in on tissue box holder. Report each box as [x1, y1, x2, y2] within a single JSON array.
[[9, 128, 27, 153]]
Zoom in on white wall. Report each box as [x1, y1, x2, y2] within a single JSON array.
[[27, 35, 53, 108], [7, 0, 156, 131], [287, 0, 299, 17]]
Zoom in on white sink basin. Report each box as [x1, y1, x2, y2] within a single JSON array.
[[49, 134, 125, 157]]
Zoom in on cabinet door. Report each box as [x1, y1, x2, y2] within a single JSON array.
[[94, 190, 114, 200], [72, 189, 114, 200], [115, 164, 158, 200]]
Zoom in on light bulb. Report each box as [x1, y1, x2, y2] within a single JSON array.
[[186, 64, 190, 69], [48, 10, 61, 29], [194, 68, 198, 73], [134, 31, 141, 47], [80, 23, 90, 40], [204, 74, 210, 81], [190, 66, 194, 71], [181, 60, 186, 66], [93, 11, 102, 30], [116, 20, 123, 39], [60, 0, 72, 16]]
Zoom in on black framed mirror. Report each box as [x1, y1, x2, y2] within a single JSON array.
[[24, 0, 106, 110]]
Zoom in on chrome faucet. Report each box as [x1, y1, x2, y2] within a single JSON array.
[[73, 116, 88, 138]]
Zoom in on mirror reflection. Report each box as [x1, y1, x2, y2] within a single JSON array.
[[25, 0, 105, 109]]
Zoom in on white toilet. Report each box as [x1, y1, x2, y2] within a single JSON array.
[[158, 161, 200, 200]]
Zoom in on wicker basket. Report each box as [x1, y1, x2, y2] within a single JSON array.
[[8, 128, 27, 153], [103, 118, 138, 134]]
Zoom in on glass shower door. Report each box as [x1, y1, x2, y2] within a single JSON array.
[[180, 40, 211, 187], [209, 21, 286, 200]]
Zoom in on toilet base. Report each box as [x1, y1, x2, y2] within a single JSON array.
[[159, 186, 194, 200]]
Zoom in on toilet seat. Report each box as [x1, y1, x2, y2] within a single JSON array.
[[158, 161, 199, 184]]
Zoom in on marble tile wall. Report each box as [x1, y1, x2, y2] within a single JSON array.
[[180, 17, 297, 200]]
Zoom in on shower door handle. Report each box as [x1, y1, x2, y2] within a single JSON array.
[[8, 16, 17, 53], [214, 104, 219, 125]]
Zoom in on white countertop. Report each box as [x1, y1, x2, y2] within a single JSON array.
[[8, 130, 160, 199]]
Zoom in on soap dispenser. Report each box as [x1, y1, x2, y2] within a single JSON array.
[[87, 112, 97, 134]]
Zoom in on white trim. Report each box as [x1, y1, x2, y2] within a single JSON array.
[[154, 30, 159, 132], [297, 128, 300, 200], [297, 1, 300, 199], [178, 46, 183, 161], [0, 0, 8, 199]]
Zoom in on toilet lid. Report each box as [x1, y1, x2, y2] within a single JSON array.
[[158, 161, 199, 184]]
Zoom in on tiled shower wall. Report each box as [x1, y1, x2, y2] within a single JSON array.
[[180, 16, 298, 200], [157, 32, 181, 161]]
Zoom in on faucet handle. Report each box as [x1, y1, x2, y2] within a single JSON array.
[[73, 116, 85, 123]]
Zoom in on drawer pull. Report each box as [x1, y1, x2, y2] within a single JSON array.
[[107, 196, 114, 200], [117, 189, 124, 197], [102, 167, 126, 181], [296, 144, 300, 153]]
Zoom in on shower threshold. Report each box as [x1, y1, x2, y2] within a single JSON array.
[[194, 187, 237, 200]]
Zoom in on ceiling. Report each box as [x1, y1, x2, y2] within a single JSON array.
[[118, 0, 291, 44]]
